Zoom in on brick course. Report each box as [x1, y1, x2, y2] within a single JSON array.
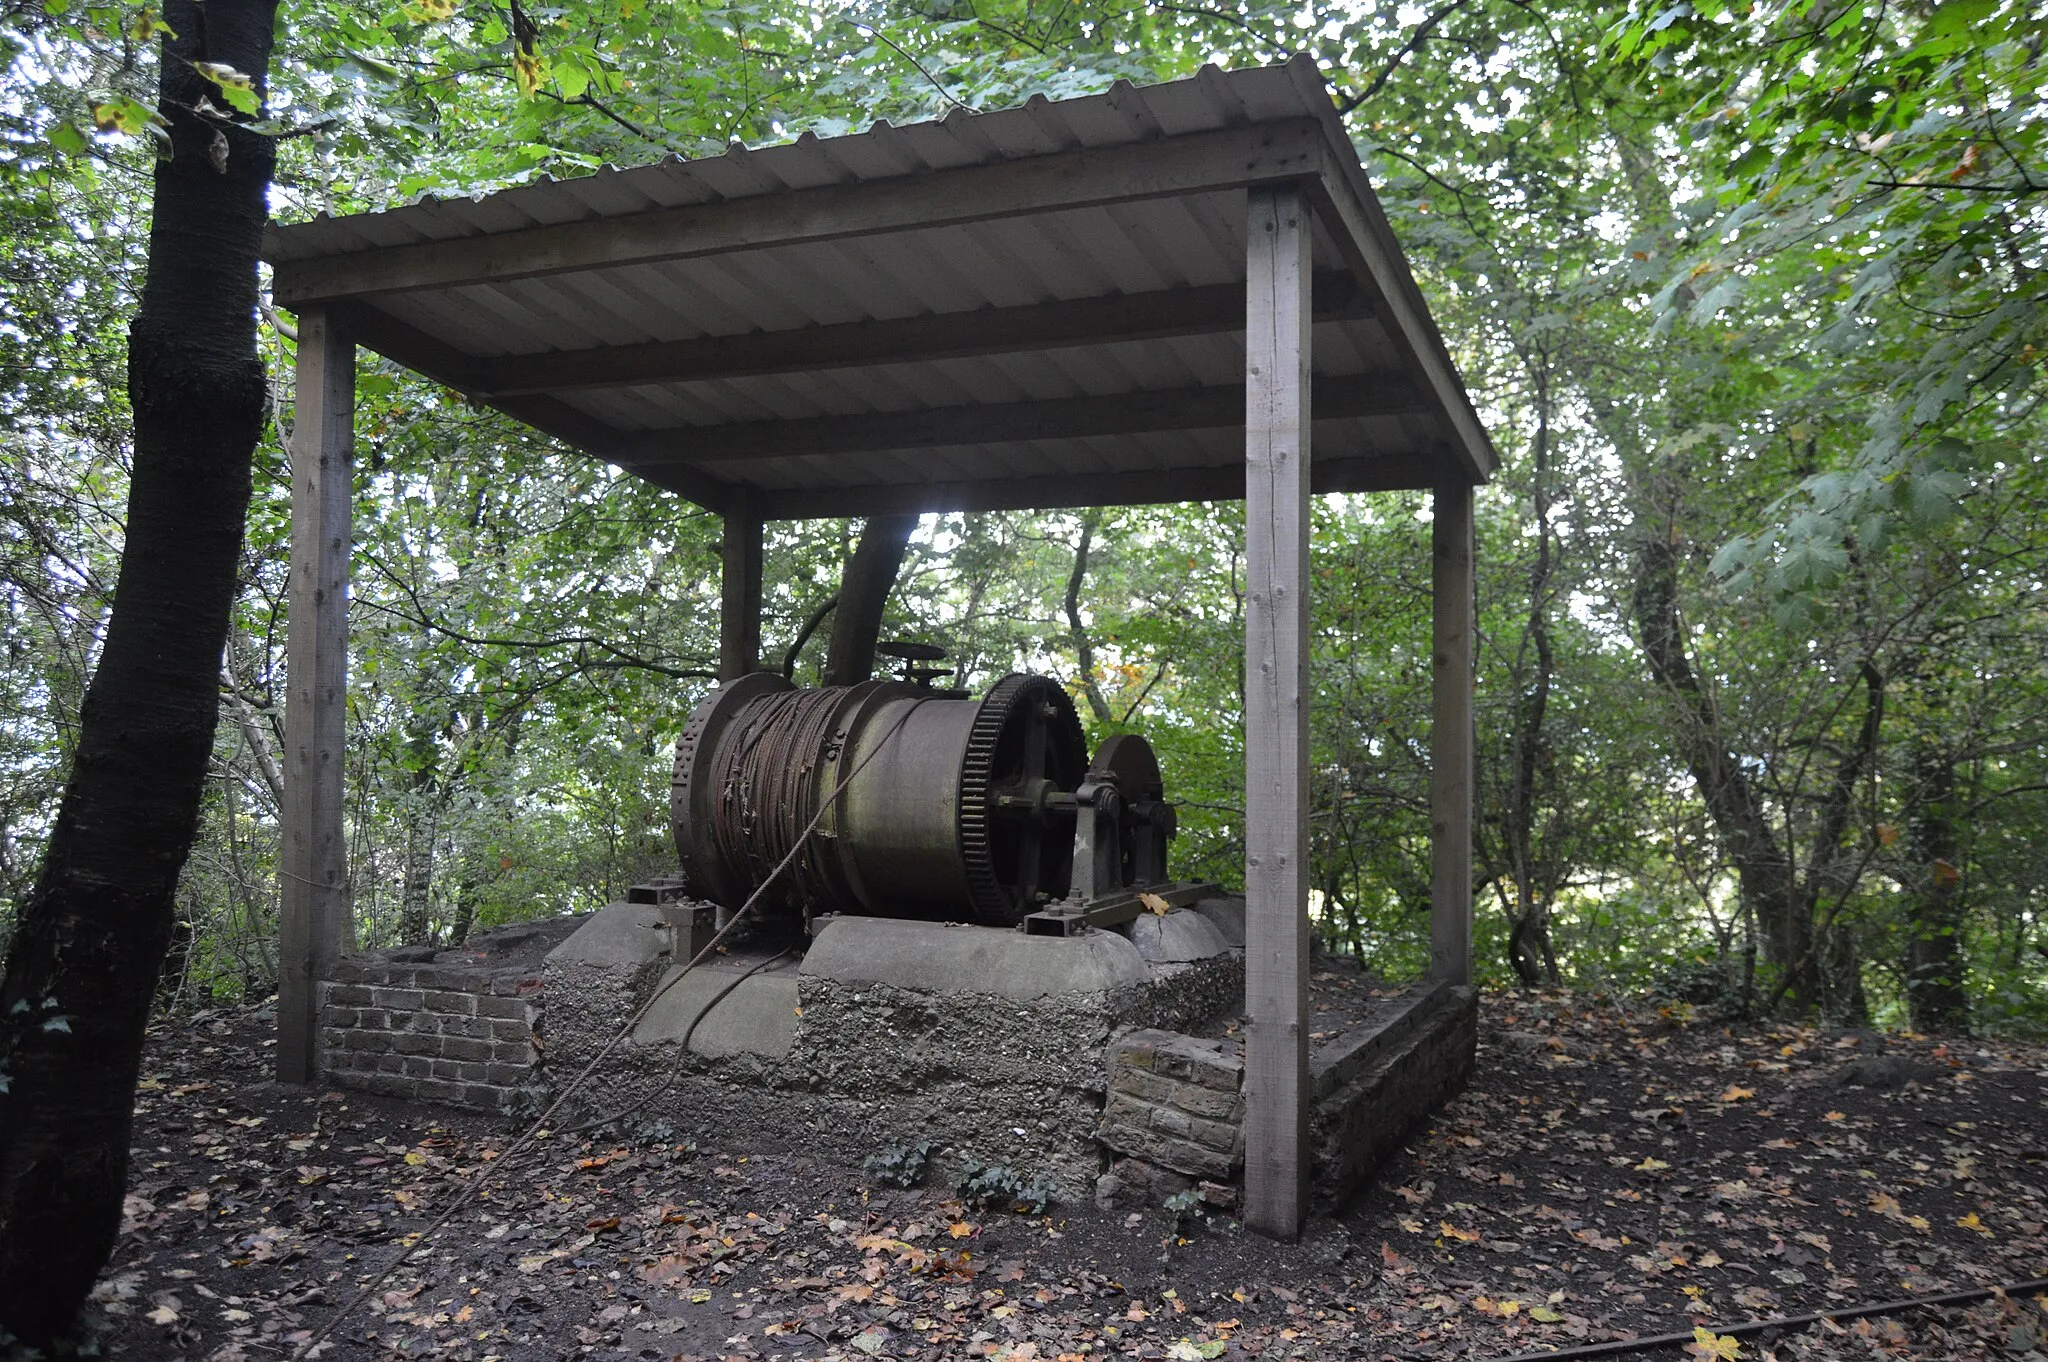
[[1098, 1029, 1246, 1179], [319, 956, 542, 1114]]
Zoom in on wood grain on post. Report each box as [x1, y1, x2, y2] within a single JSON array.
[[1242, 184, 1312, 1240], [719, 493, 764, 680], [279, 307, 355, 1084], [1431, 482, 1475, 985]]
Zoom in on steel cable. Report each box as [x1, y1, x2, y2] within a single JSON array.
[[293, 694, 933, 1360], [710, 685, 851, 913]]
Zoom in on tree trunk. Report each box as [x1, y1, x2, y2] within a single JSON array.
[[1063, 510, 1114, 725], [0, 1, 278, 1346], [1631, 520, 1814, 1007], [822, 514, 917, 687], [1801, 660, 1884, 1025], [1905, 743, 1969, 1032], [396, 721, 442, 946], [1505, 361, 1558, 988]]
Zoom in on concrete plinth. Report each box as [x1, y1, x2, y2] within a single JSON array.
[[316, 892, 1478, 1212], [538, 906, 1247, 1196]]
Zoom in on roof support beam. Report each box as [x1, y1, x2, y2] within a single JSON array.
[[718, 489, 763, 681], [328, 301, 736, 512], [1303, 173, 1496, 484], [271, 120, 1327, 307], [621, 375, 1422, 468], [1241, 183, 1313, 1242], [1430, 480, 1476, 985], [752, 449, 1430, 519], [471, 271, 1369, 398], [279, 307, 355, 1084]]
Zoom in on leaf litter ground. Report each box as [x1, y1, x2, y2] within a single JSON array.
[[97, 993, 2048, 1361]]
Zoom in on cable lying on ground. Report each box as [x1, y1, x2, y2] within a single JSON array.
[[291, 697, 933, 1359], [1491, 1275, 2048, 1362]]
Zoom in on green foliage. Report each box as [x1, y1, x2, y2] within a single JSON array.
[[0, 0, 2042, 1028], [862, 1140, 936, 1189], [955, 1161, 1054, 1215]]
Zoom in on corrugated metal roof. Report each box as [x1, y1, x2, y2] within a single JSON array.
[[264, 57, 1494, 516]]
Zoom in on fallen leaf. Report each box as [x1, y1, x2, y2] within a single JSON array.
[[1440, 1221, 1481, 1242], [1139, 892, 1172, 916], [1688, 1325, 1742, 1359]]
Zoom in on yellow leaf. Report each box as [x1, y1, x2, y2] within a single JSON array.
[[1139, 892, 1171, 916], [126, 11, 177, 41], [948, 1221, 974, 1239], [1823, 1111, 1846, 1121], [1531, 1305, 1565, 1322], [513, 50, 549, 98], [192, 60, 252, 90], [1870, 1191, 1901, 1216], [1636, 1157, 1670, 1172], [1439, 1221, 1480, 1242], [1718, 1085, 1754, 1103], [1689, 1326, 1741, 1359], [404, 1150, 426, 1165], [1958, 1212, 1994, 1237]]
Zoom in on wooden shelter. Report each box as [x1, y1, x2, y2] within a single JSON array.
[[263, 54, 1495, 1240]]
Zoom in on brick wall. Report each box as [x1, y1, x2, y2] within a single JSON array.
[[320, 958, 544, 1113], [1311, 983, 1477, 1205], [1098, 1029, 1245, 1179]]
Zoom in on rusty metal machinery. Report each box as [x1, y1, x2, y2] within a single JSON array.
[[671, 672, 1178, 928]]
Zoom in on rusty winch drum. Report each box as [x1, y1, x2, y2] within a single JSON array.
[[671, 673, 1174, 928]]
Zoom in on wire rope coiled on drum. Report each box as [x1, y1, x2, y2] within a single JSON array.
[[706, 685, 848, 918]]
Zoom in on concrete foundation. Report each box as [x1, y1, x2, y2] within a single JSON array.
[[317, 894, 1476, 1210], [541, 902, 1245, 1198]]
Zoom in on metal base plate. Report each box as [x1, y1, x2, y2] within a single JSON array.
[[1017, 880, 1223, 937]]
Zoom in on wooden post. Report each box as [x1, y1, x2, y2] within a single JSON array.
[[1242, 184, 1312, 1240], [719, 492, 763, 680], [279, 308, 356, 1084], [1430, 482, 1475, 985]]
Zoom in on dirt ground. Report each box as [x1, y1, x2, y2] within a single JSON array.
[[93, 991, 2048, 1361]]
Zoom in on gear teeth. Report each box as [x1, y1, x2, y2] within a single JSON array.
[[957, 674, 1085, 927]]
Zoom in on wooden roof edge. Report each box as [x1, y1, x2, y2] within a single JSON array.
[[1282, 55, 1499, 485]]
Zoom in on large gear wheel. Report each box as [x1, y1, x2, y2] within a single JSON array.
[[956, 674, 1087, 926]]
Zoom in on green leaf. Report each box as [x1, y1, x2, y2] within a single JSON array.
[[1708, 535, 1753, 579], [553, 58, 590, 100], [341, 47, 405, 80], [216, 83, 261, 115], [89, 96, 159, 136]]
